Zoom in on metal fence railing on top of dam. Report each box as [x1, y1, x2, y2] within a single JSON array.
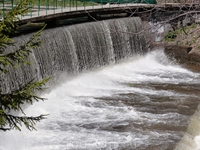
[[0, 0, 199, 20]]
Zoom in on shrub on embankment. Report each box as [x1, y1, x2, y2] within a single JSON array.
[[163, 23, 200, 68]]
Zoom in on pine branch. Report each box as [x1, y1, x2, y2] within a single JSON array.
[[0, 25, 46, 73], [0, 77, 50, 112], [0, 0, 48, 131], [0, 127, 10, 131], [0, 0, 33, 51], [0, 112, 48, 131], [0, 0, 33, 35]]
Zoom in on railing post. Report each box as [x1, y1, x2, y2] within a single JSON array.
[[92, 0, 94, 9], [53, 0, 55, 14], [30, 1, 32, 18], [2, 0, 4, 19], [38, 0, 40, 16], [2, 0, 5, 19], [70, 0, 71, 11], [61, 0, 63, 12], [11, 0, 14, 9], [46, 0, 49, 15], [20, 0, 22, 19]]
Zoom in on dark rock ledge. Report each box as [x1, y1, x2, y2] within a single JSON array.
[[165, 44, 200, 71], [152, 43, 200, 72]]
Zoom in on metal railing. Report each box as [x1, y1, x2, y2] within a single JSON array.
[[0, 0, 158, 18], [0, 0, 199, 19]]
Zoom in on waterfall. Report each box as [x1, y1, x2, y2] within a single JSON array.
[[2, 15, 200, 150], [1, 17, 147, 93]]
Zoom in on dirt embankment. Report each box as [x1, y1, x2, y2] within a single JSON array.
[[155, 24, 200, 71]]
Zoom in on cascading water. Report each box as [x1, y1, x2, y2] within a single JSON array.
[[1, 17, 200, 150], [1, 49, 200, 150], [0, 17, 146, 93]]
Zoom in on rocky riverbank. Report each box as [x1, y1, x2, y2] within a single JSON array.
[[164, 44, 200, 72], [152, 23, 200, 71]]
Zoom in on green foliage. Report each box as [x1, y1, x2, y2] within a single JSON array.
[[0, 0, 49, 131], [190, 23, 197, 29], [164, 30, 177, 41], [177, 27, 182, 34], [178, 41, 184, 45], [164, 24, 198, 42]]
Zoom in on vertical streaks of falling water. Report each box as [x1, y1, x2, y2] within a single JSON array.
[[0, 17, 146, 93], [101, 21, 115, 64]]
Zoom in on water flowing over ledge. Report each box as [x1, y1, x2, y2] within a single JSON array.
[[1, 50, 200, 150], [1, 17, 200, 150], [1, 17, 147, 93]]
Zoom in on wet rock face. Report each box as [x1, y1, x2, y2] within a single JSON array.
[[164, 44, 200, 66], [188, 49, 200, 66]]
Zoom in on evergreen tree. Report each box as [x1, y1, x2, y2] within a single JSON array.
[[0, 0, 49, 131]]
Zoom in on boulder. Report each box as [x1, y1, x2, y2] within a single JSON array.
[[164, 44, 200, 65], [188, 49, 200, 66]]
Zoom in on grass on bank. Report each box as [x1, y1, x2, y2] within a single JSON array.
[[164, 22, 200, 51]]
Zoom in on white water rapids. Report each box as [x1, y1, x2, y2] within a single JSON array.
[[1, 49, 200, 150]]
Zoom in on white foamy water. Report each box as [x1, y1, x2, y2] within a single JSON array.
[[1, 50, 200, 150]]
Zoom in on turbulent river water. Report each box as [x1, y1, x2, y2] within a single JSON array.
[[1, 49, 200, 150]]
